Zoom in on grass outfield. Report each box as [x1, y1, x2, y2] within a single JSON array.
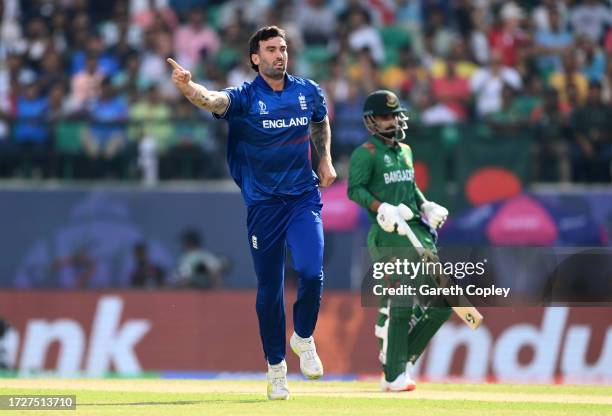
[[0, 379, 611, 416]]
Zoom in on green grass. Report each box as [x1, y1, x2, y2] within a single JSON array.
[[0, 380, 611, 416]]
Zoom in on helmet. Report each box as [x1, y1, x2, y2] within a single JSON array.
[[363, 90, 409, 142]]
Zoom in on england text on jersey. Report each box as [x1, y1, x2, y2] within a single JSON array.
[[262, 117, 309, 129]]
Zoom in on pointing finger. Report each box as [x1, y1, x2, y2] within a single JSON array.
[[166, 58, 183, 70]]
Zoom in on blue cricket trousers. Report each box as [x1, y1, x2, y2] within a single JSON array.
[[247, 188, 324, 365]]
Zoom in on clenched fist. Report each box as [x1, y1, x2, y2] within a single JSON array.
[[167, 58, 192, 92]]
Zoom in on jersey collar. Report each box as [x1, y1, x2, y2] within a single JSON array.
[[370, 135, 400, 153], [253, 72, 295, 91]]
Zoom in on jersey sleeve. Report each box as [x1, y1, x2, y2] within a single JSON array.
[[213, 83, 249, 120], [414, 184, 427, 209], [308, 79, 327, 123], [347, 146, 377, 210]]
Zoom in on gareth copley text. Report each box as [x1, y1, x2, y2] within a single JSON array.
[[372, 283, 510, 298]]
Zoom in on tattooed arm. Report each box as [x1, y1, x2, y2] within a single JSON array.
[[311, 116, 337, 187], [185, 83, 229, 115], [167, 58, 229, 115], [311, 115, 332, 158]]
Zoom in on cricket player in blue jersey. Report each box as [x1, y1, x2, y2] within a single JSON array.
[[167, 26, 336, 400]]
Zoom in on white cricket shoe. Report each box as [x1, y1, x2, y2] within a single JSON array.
[[380, 362, 416, 392], [290, 332, 324, 379], [267, 360, 290, 400]]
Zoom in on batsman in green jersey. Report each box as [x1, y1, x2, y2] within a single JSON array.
[[348, 90, 452, 392]]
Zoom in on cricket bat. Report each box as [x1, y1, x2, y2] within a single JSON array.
[[402, 221, 484, 330]]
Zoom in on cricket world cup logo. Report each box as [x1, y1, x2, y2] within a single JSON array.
[[258, 100, 268, 115]]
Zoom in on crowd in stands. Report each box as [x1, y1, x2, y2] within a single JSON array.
[[1, 0, 612, 183]]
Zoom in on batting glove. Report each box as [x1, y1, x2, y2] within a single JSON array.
[[376, 203, 404, 234], [421, 201, 448, 229]]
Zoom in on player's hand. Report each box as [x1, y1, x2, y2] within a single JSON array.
[[167, 58, 192, 90], [421, 201, 448, 229], [376, 203, 404, 233], [317, 155, 337, 188], [397, 203, 414, 221]]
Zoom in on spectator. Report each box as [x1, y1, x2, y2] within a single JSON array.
[[173, 8, 220, 70], [487, 84, 523, 131], [71, 33, 120, 79], [549, 50, 589, 105], [347, 9, 385, 65], [488, 2, 529, 67], [468, 7, 490, 65], [347, 47, 380, 93], [295, 0, 337, 45], [0, 0, 22, 59], [226, 59, 252, 88], [69, 54, 103, 111], [533, 6, 573, 75], [531, 88, 572, 182], [470, 50, 522, 117], [569, 0, 612, 43], [83, 78, 129, 162], [139, 28, 176, 98], [162, 99, 217, 179], [431, 54, 471, 121], [418, 27, 438, 70], [218, 0, 270, 31], [47, 84, 71, 121], [215, 19, 245, 73], [112, 52, 147, 96], [324, 57, 352, 108], [430, 39, 478, 79], [570, 81, 612, 182], [393, 0, 423, 32], [1, 0, 612, 186], [380, 46, 427, 92], [49, 11, 69, 53], [107, 20, 140, 67], [37, 50, 66, 96], [420, 92, 459, 126], [331, 83, 367, 158], [532, 0, 568, 32], [130, 0, 177, 33], [19, 17, 51, 70], [129, 85, 173, 153], [13, 81, 49, 167], [513, 76, 545, 121], [130, 242, 165, 288], [174, 228, 225, 289], [576, 35, 606, 82], [423, 7, 457, 58]]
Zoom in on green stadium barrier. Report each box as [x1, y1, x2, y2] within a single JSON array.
[[54, 121, 85, 179]]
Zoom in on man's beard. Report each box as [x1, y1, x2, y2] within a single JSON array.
[[380, 129, 395, 138], [262, 62, 285, 79]]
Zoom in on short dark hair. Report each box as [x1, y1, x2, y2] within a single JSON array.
[[248, 25, 287, 72]]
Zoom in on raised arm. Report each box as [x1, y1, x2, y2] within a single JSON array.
[[310, 115, 337, 187], [167, 58, 229, 115]]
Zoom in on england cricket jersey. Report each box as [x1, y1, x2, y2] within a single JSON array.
[[214, 73, 327, 206]]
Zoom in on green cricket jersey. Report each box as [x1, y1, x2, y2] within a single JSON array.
[[348, 136, 426, 225]]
